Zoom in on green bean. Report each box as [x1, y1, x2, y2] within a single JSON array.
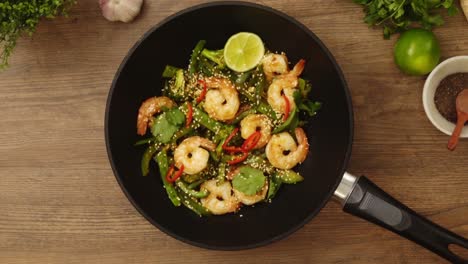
[[141, 145, 157, 176], [134, 137, 156, 146], [181, 172, 202, 184], [189, 40, 206, 74], [176, 179, 209, 198], [231, 109, 256, 125], [176, 189, 211, 216], [187, 179, 205, 189], [155, 150, 181, 206], [216, 163, 227, 184]]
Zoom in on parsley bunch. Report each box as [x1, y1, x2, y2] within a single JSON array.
[[0, 0, 76, 69], [353, 0, 458, 39]]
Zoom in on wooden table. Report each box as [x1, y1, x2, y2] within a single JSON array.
[[1, 1, 467, 263]]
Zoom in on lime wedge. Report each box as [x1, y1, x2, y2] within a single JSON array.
[[224, 32, 265, 72]]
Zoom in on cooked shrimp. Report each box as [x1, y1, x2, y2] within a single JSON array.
[[240, 114, 272, 149], [174, 136, 216, 175], [202, 77, 240, 121], [265, 127, 309, 170], [137, 96, 176, 135], [262, 53, 289, 82], [233, 181, 268, 205], [200, 180, 240, 215], [267, 59, 305, 115]]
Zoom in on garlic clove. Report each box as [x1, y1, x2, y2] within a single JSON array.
[[99, 0, 143, 23]]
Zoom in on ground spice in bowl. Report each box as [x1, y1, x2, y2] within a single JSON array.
[[434, 72, 468, 123]]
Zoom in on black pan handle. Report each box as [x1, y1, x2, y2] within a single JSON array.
[[341, 175, 468, 263]]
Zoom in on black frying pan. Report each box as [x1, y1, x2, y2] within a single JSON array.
[[105, 2, 468, 263]]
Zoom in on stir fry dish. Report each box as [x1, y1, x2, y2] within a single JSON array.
[[135, 32, 321, 216]]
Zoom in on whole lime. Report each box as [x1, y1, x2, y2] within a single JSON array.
[[394, 29, 440, 75]]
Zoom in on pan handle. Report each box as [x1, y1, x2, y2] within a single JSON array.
[[335, 173, 468, 263]]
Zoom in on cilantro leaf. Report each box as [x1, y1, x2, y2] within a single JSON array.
[[151, 108, 185, 143], [232, 166, 266, 196], [354, 0, 458, 39]]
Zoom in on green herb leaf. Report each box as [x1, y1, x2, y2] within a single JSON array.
[[0, 0, 76, 69], [151, 108, 185, 143], [354, 0, 457, 39], [232, 166, 266, 195]]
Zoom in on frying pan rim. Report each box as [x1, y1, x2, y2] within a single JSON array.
[[104, 0, 354, 251]]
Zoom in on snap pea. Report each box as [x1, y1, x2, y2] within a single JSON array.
[[191, 105, 234, 144], [272, 107, 298, 134], [245, 155, 275, 175], [267, 174, 282, 200], [176, 189, 211, 216], [188, 179, 205, 189], [257, 102, 278, 121], [191, 105, 223, 133], [231, 108, 256, 124], [155, 150, 181, 206], [176, 179, 209, 198], [276, 169, 304, 184], [134, 137, 156, 146], [234, 70, 253, 85], [189, 40, 206, 74], [141, 144, 158, 176], [216, 162, 227, 184]]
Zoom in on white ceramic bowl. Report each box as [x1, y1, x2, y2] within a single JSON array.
[[423, 56, 468, 137]]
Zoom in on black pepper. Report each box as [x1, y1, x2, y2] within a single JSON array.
[[434, 72, 468, 123]]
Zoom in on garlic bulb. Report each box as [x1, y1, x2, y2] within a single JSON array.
[[99, 0, 143, 23], [462, 0, 468, 22]]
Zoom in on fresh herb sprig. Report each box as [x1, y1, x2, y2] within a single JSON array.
[[353, 0, 458, 39], [0, 0, 76, 69]]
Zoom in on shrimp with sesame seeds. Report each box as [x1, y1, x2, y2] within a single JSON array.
[[200, 180, 240, 215], [266, 59, 305, 116], [174, 136, 216, 175], [134, 36, 320, 217], [262, 53, 289, 82], [229, 167, 268, 205], [240, 114, 272, 149], [137, 96, 176, 135], [202, 77, 240, 121], [265, 127, 309, 170]]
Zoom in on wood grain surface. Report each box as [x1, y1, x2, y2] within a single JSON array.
[[1, 0, 467, 263]]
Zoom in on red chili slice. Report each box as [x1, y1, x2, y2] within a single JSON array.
[[165, 164, 175, 183], [186, 102, 193, 128], [241, 131, 261, 152], [166, 164, 185, 183], [196, 79, 208, 103], [282, 94, 291, 121], [222, 127, 240, 152]]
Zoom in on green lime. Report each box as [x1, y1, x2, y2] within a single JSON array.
[[394, 29, 440, 75], [224, 32, 265, 72]]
